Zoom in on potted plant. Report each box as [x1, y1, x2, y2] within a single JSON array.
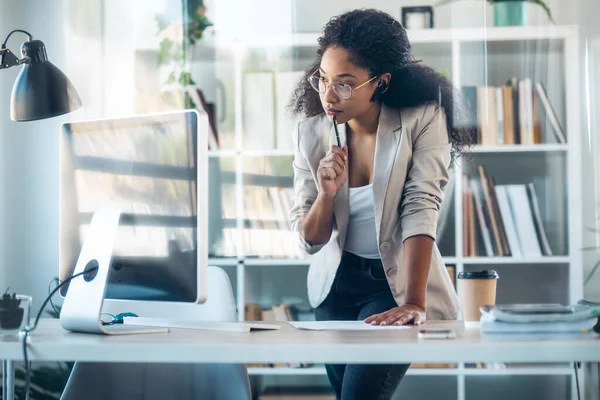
[[434, 0, 554, 28], [490, 0, 555, 26], [155, 0, 213, 109], [0, 288, 23, 330]]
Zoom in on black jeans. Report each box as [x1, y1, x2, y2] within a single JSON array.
[[314, 251, 410, 400]]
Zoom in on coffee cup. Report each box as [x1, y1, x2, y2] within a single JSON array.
[[457, 270, 499, 321]]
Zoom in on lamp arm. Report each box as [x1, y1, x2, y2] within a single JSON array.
[[2, 29, 33, 48], [0, 48, 29, 69]]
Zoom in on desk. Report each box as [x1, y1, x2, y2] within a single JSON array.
[[1, 319, 599, 400]]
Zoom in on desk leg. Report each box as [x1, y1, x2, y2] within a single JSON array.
[[2, 360, 6, 400], [5, 360, 15, 400], [585, 362, 600, 400]]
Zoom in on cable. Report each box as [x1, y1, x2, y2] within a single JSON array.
[[100, 313, 116, 326], [574, 362, 581, 400], [48, 278, 60, 316], [21, 267, 97, 400], [1, 29, 33, 48]]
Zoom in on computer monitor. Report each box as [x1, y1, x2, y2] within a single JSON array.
[[58, 110, 208, 306]]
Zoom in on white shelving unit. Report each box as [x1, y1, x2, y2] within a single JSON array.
[[204, 25, 583, 400]]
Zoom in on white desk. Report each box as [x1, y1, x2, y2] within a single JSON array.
[[1, 319, 599, 400]]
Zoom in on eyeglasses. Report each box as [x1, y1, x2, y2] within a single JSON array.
[[308, 69, 379, 100]]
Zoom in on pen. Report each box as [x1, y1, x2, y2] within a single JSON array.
[[333, 115, 341, 148]]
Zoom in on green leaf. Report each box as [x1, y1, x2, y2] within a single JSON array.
[[165, 72, 176, 85], [530, 0, 555, 24], [178, 72, 193, 86], [157, 38, 174, 66]]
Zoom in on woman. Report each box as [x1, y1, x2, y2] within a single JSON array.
[[288, 9, 471, 400]]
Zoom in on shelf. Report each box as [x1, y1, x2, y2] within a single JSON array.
[[245, 258, 310, 266], [470, 144, 568, 153], [248, 366, 326, 376], [462, 256, 570, 264], [461, 366, 573, 376], [211, 257, 459, 266], [208, 149, 294, 157], [209, 258, 238, 267], [209, 256, 569, 267], [247, 365, 574, 376], [208, 145, 567, 158], [203, 26, 575, 49], [405, 26, 575, 44], [247, 366, 462, 376]]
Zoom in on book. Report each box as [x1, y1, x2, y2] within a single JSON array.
[[478, 166, 503, 256], [503, 184, 542, 257], [501, 85, 515, 144], [535, 82, 566, 143], [488, 177, 510, 256], [481, 303, 600, 324], [471, 180, 494, 256], [494, 186, 523, 258], [526, 183, 553, 256]]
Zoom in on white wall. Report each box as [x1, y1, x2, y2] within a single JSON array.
[[0, 0, 8, 289], [0, 0, 79, 312]]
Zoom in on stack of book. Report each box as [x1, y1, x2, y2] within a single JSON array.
[[462, 165, 553, 257], [461, 79, 566, 145], [480, 302, 600, 335]]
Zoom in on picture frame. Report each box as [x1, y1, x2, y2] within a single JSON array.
[[401, 6, 434, 29]]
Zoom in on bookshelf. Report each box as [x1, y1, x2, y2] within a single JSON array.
[[198, 25, 583, 400]]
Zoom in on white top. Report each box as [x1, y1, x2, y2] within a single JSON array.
[[344, 184, 380, 259], [1, 319, 599, 364]]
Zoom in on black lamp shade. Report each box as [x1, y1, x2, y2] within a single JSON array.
[[9, 39, 82, 122]]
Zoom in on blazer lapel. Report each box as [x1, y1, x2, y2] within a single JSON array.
[[330, 121, 349, 249], [372, 104, 402, 237]]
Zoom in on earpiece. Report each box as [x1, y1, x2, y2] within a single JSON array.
[[370, 80, 388, 102]]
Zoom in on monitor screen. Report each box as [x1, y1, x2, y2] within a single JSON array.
[[58, 110, 207, 303]]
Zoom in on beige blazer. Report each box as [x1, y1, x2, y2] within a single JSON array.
[[290, 103, 460, 320]]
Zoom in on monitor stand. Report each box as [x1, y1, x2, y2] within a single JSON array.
[[59, 206, 168, 335]]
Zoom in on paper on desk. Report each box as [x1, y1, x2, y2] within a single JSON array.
[[288, 321, 411, 331]]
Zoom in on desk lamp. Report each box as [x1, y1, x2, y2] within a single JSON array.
[[0, 29, 81, 121]]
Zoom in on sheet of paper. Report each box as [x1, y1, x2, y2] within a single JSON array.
[[288, 321, 411, 331]]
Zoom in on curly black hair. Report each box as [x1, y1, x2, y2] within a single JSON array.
[[289, 9, 472, 158]]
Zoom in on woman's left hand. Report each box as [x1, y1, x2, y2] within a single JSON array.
[[364, 304, 426, 326]]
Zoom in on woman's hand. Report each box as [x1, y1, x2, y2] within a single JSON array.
[[364, 304, 426, 326], [317, 145, 348, 199]]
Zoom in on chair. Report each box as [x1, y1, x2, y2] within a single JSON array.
[[60, 266, 252, 400]]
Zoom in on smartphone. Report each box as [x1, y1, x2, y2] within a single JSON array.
[[417, 328, 456, 339]]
